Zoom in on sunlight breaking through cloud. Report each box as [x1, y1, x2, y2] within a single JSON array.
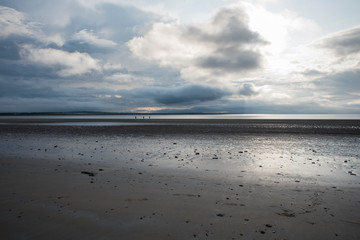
[[0, 0, 359, 113]]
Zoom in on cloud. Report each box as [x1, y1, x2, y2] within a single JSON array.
[[238, 83, 259, 97], [127, 6, 266, 82], [127, 85, 230, 105], [301, 69, 324, 76], [186, 7, 264, 46], [198, 49, 261, 72], [19, 45, 101, 76], [0, 80, 61, 98], [72, 29, 117, 48], [0, 38, 22, 60], [0, 5, 64, 47], [1, 1, 359, 114], [321, 25, 360, 56], [72, 2, 162, 44], [313, 69, 360, 95], [0, 6, 39, 39]]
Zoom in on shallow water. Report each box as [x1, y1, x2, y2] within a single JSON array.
[[1, 113, 360, 120], [1, 130, 359, 187], [0, 122, 158, 126]]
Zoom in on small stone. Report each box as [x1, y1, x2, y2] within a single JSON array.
[[81, 171, 96, 177], [216, 213, 225, 217]]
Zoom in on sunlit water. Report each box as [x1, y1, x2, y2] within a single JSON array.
[[1, 130, 359, 187], [1, 114, 359, 186]]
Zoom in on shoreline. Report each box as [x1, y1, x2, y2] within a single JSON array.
[[1, 118, 360, 135]]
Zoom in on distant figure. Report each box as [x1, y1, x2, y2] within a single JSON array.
[[149, 116, 151, 119], [135, 116, 137, 119], [143, 116, 145, 119]]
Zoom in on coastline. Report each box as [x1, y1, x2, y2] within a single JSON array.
[[1, 118, 360, 135]]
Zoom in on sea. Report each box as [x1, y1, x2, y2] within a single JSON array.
[[1, 113, 360, 120]]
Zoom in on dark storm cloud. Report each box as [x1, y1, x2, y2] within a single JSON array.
[[186, 7, 266, 73], [154, 85, 229, 104], [186, 8, 264, 46], [238, 83, 258, 97], [198, 49, 261, 72], [322, 26, 360, 56], [126, 85, 229, 105]]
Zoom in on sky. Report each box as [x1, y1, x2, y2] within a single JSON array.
[[0, 0, 360, 114]]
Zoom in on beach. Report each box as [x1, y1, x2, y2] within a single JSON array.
[[1, 118, 360, 239]]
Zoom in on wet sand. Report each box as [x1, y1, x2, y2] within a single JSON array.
[[0, 119, 360, 239]]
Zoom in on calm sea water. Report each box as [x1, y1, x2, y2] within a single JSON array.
[[1, 114, 360, 120]]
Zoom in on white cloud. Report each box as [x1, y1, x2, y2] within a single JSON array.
[[0, 6, 39, 39], [0, 6, 68, 47], [45, 34, 66, 47], [127, 6, 266, 85], [72, 29, 117, 47], [20, 45, 101, 76], [127, 22, 194, 68], [103, 62, 123, 71]]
